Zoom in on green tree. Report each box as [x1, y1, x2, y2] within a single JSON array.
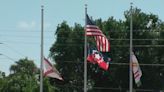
[[49, 7, 164, 92], [0, 71, 6, 91], [50, 22, 84, 92], [0, 58, 39, 92]]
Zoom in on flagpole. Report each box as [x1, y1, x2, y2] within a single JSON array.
[[40, 5, 44, 92], [129, 2, 133, 92], [84, 4, 88, 92]]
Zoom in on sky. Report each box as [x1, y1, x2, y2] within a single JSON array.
[[0, 0, 164, 75]]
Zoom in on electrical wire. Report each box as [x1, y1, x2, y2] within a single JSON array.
[[2, 40, 164, 48], [55, 84, 160, 91], [1, 29, 164, 32], [0, 30, 55, 32], [2, 43, 26, 57], [1, 33, 164, 41], [0, 34, 54, 39], [53, 60, 164, 66], [0, 54, 16, 62]]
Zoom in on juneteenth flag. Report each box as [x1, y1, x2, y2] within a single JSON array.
[[85, 14, 110, 52], [87, 47, 111, 70], [132, 52, 142, 87], [44, 58, 63, 80]]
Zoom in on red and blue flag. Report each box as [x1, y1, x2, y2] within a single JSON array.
[[87, 47, 111, 70]]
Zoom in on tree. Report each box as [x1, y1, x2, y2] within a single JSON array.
[[49, 7, 164, 92], [0, 71, 6, 91], [0, 58, 39, 92], [50, 22, 84, 91]]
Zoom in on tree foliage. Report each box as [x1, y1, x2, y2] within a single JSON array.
[[49, 8, 164, 92], [0, 58, 58, 92]]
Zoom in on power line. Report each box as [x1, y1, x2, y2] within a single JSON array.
[[54, 60, 164, 66], [0, 34, 54, 39], [0, 40, 54, 45], [1, 29, 164, 32], [2, 33, 164, 41], [110, 62, 164, 66], [3, 57, 164, 67], [2, 41, 164, 48], [55, 84, 161, 91], [2, 43, 26, 57], [112, 45, 164, 47], [0, 58, 19, 61], [0, 54, 16, 62], [110, 38, 164, 41], [0, 30, 55, 32], [42, 44, 164, 47]]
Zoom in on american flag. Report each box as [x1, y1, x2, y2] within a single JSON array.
[[85, 14, 110, 52]]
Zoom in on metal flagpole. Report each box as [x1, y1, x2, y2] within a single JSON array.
[[129, 2, 133, 92], [84, 4, 88, 92], [40, 5, 44, 92]]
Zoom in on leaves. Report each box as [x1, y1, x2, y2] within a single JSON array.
[[49, 7, 164, 91]]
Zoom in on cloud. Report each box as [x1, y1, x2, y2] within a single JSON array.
[[17, 21, 52, 30], [17, 21, 36, 30]]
